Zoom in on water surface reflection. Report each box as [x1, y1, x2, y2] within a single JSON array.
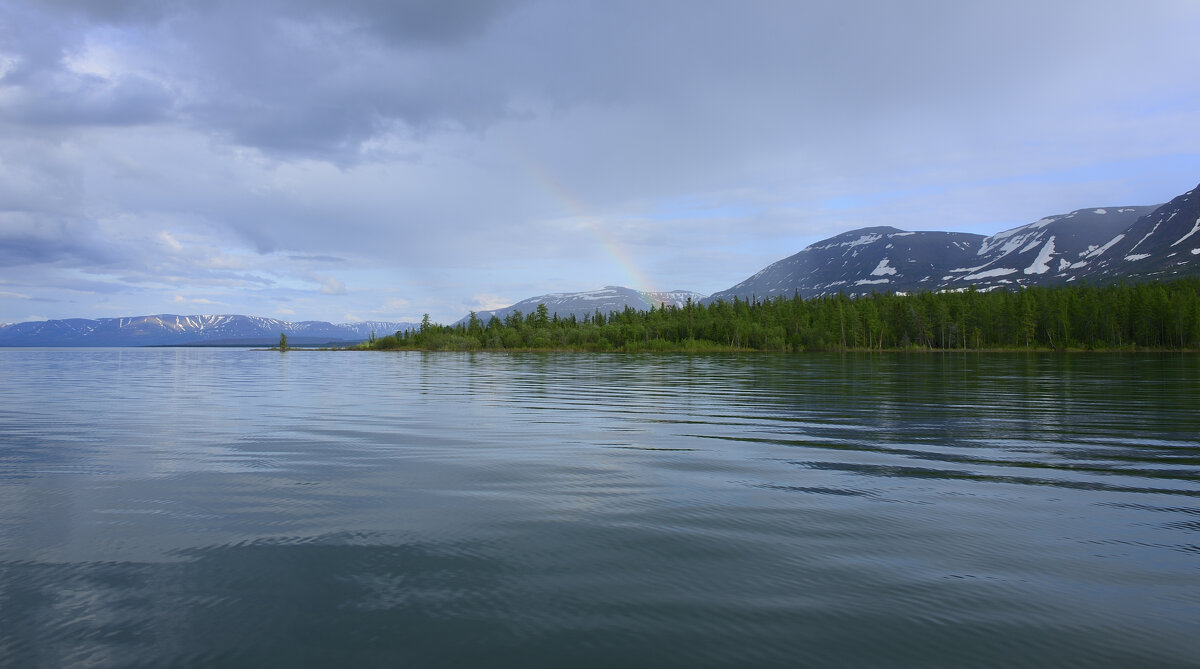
[[0, 349, 1196, 666]]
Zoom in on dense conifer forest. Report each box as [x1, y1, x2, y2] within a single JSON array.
[[362, 278, 1200, 352]]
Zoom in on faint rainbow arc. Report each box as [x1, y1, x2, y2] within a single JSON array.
[[507, 148, 658, 298]]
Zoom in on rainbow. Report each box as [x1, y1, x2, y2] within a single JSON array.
[[509, 147, 657, 296]]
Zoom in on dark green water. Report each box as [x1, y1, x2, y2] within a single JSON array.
[[1, 349, 1197, 667]]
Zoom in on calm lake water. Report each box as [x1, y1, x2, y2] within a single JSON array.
[[1, 348, 1197, 667]]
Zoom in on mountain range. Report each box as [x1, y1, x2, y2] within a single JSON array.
[[710, 182, 1198, 302], [0, 314, 415, 347], [4, 181, 1198, 346]]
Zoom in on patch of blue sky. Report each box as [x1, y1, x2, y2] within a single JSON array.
[[1112, 88, 1200, 119]]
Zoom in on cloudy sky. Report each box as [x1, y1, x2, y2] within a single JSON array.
[[2, 0, 1199, 324]]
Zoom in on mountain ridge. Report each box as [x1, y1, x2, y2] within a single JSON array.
[[455, 286, 706, 325], [0, 314, 417, 347], [706, 195, 1194, 303]]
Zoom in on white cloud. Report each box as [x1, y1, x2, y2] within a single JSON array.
[[467, 294, 515, 312], [376, 298, 410, 311], [314, 274, 346, 295]]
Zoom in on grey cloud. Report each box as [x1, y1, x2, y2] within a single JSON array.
[[0, 139, 85, 218], [175, 9, 520, 159], [4, 73, 175, 127], [292, 0, 527, 46], [39, 0, 185, 24], [1, 0, 527, 159], [0, 215, 125, 268], [9, 0, 1199, 164], [0, 204, 270, 297], [0, 4, 173, 128], [289, 255, 346, 263]]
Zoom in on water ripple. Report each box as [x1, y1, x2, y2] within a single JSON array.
[[1, 349, 1198, 667]]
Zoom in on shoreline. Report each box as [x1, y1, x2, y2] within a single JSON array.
[[266, 345, 1200, 354]]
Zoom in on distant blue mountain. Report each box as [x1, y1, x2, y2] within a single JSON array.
[[0, 314, 416, 347], [455, 286, 706, 325]]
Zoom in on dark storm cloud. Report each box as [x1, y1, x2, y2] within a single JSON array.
[[171, 0, 529, 159], [6, 0, 1193, 162], [1, 0, 527, 157]]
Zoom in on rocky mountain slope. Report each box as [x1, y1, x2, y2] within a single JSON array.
[[1082, 184, 1200, 280], [707, 192, 1193, 302], [707, 226, 988, 302]]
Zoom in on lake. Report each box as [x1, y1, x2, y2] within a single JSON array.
[[1, 348, 1197, 667]]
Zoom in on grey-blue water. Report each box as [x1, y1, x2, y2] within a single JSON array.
[[0, 349, 1197, 667]]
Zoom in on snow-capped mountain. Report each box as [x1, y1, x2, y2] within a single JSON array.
[[707, 227, 986, 302], [938, 205, 1157, 289], [0, 314, 416, 347], [1078, 185, 1200, 280], [707, 186, 1199, 302], [457, 286, 706, 325]]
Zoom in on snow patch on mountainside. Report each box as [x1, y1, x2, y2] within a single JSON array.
[[1170, 216, 1200, 247], [977, 222, 1051, 258], [1024, 237, 1056, 275], [1085, 234, 1124, 259], [810, 233, 886, 251], [845, 234, 882, 248], [1130, 221, 1163, 252], [870, 258, 898, 276], [962, 267, 1018, 281]]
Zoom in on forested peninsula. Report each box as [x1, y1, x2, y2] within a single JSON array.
[[360, 278, 1200, 352]]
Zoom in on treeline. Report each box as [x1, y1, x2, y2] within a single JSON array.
[[364, 278, 1200, 352]]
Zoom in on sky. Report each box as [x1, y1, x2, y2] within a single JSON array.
[[2, 0, 1200, 325]]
